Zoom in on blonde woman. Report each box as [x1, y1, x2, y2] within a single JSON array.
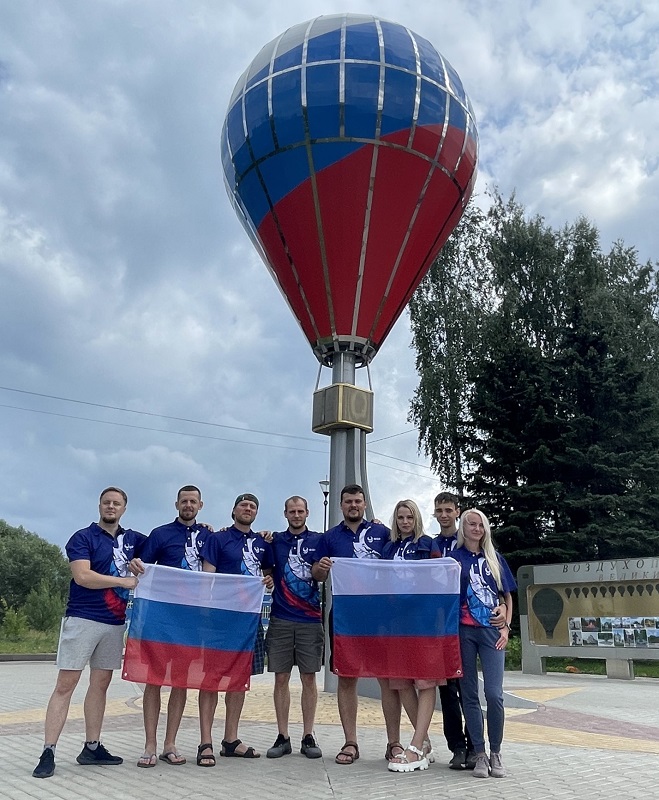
[[382, 500, 441, 773], [448, 509, 516, 779]]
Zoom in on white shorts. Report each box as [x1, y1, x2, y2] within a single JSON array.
[[56, 616, 125, 671]]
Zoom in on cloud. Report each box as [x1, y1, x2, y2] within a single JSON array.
[[0, 0, 658, 547]]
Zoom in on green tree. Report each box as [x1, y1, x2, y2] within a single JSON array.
[[408, 202, 492, 494], [23, 579, 66, 632], [410, 194, 659, 570], [0, 520, 69, 615]]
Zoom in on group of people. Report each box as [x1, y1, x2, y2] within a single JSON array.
[[32, 484, 516, 782]]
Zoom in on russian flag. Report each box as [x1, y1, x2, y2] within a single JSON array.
[[331, 558, 462, 680], [122, 564, 264, 692]]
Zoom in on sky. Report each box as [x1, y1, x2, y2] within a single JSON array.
[[1, 0, 658, 549]]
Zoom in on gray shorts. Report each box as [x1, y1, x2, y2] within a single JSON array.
[[266, 616, 323, 674], [56, 616, 125, 671]]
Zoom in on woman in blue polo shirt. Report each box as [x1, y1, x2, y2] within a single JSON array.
[[383, 499, 442, 774], [449, 508, 515, 780]]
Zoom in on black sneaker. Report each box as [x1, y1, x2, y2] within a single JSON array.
[[465, 750, 478, 770], [300, 734, 322, 759], [449, 748, 467, 770], [76, 742, 123, 766], [266, 734, 292, 759], [33, 748, 55, 778]]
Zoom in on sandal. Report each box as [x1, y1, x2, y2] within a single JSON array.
[[385, 741, 404, 762], [137, 752, 157, 768], [387, 744, 429, 773], [335, 741, 359, 765], [196, 743, 216, 767], [159, 749, 186, 765], [423, 739, 435, 763], [220, 738, 260, 758]]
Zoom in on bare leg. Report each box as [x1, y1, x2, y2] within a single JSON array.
[[142, 684, 161, 754], [378, 678, 402, 744], [409, 687, 436, 754], [273, 673, 291, 737], [198, 689, 218, 762], [300, 672, 318, 736], [83, 669, 113, 742], [337, 676, 358, 742], [163, 688, 187, 754], [224, 691, 258, 755], [398, 684, 419, 728], [43, 669, 82, 745]]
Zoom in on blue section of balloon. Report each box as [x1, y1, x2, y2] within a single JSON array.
[[222, 15, 476, 231]]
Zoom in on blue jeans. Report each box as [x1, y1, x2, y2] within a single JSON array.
[[459, 624, 505, 753]]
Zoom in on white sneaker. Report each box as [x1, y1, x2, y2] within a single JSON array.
[[472, 753, 490, 778], [489, 751, 506, 778]]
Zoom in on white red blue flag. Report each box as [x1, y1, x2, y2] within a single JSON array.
[[331, 558, 462, 680], [122, 564, 264, 692]]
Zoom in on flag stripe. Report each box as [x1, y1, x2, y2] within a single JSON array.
[[333, 593, 460, 637], [134, 563, 263, 612], [123, 638, 252, 692], [334, 634, 463, 680], [331, 557, 460, 596], [129, 597, 259, 651]]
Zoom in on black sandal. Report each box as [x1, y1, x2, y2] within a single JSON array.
[[220, 738, 260, 758], [336, 741, 360, 765], [196, 743, 216, 767]]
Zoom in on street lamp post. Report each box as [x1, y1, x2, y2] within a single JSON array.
[[319, 478, 330, 533]]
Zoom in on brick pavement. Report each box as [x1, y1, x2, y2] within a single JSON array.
[[1, 663, 656, 800]]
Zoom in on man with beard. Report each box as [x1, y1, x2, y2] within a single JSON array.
[[197, 493, 273, 766], [32, 487, 141, 779], [129, 485, 210, 768], [311, 485, 399, 766], [265, 496, 323, 760]]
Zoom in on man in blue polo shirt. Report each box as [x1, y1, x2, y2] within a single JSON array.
[[311, 484, 401, 766], [32, 487, 142, 779], [197, 493, 273, 765], [432, 491, 475, 769], [265, 495, 323, 760], [130, 485, 210, 768]]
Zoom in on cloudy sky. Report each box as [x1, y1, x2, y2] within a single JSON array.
[[1, 1, 658, 548]]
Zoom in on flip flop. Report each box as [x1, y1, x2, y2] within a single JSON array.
[[220, 738, 260, 758], [159, 750, 186, 765], [137, 752, 157, 768]]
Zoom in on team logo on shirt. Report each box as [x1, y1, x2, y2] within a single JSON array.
[[241, 536, 264, 576], [354, 527, 380, 559], [182, 529, 204, 571]]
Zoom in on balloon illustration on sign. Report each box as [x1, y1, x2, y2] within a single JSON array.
[[221, 13, 478, 365]]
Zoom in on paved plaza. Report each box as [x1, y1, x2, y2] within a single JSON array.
[[1, 662, 657, 800]]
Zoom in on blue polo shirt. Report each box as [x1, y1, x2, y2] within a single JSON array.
[[313, 519, 389, 561], [199, 525, 272, 576], [66, 523, 146, 625], [269, 529, 322, 623], [448, 545, 516, 627], [382, 534, 439, 560], [434, 532, 459, 557], [140, 518, 210, 571]]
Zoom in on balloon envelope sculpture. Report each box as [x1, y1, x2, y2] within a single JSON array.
[[222, 15, 477, 687], [221, 12, 478, 366]]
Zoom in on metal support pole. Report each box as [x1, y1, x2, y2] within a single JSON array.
[[323, 351, 373, 692]]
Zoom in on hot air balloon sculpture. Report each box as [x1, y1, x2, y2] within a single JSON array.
[[221, 13, 478, 517]]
